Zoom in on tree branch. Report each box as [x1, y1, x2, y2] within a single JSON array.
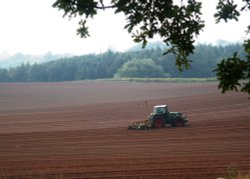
[[68, 0, 115, 11]]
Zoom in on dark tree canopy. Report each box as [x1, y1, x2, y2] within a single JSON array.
[[52, 0, 250, 96]]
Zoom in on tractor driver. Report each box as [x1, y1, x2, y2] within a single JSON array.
[[161, 106, 169, 114], [160, 106, 167, 114]]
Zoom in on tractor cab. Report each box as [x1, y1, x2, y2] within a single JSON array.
[[153, 105, 169, 114]]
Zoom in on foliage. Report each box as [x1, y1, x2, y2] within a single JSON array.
[[52, 0, 250, 95], [0, 69, 10, 82], [223, 165, 250, 179], [215, 40, 250, 95], [0, 44, 244, 82], [115, 58, 167, 78], [214, 1, 250, 96], [225, 165, 238, 179]]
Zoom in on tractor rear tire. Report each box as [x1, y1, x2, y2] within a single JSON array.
[[172, 116, 185, 127], [153, 116, 164, 128]]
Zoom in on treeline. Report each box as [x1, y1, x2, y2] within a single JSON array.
[[0, 44, 245, 82]]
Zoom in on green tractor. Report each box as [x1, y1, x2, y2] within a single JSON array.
[[128, 105, 188, 130]]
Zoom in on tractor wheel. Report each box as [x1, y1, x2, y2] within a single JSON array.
[[172, 116, 185, 127], [153, 116, 164, 128]]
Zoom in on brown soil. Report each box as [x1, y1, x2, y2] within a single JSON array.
[[0, 81, 249, 179]]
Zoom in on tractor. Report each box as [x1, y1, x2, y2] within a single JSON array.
[[128, 105, 188, 130]]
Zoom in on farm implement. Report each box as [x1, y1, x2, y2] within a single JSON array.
[[128, 105, 188, 130]]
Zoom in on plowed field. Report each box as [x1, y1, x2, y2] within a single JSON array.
[[0, 81, 249, 179]]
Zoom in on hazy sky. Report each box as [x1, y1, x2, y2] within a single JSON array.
[[0, 0, 249, 55]]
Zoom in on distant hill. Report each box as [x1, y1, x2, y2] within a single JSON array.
[[0, 52, 72, 68]]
